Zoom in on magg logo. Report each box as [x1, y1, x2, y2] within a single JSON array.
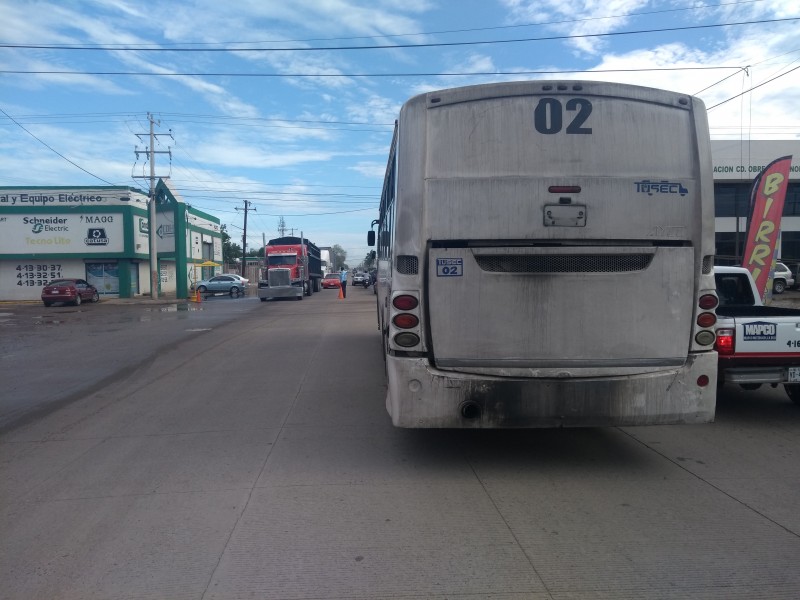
[[31, 223, 44, 234]]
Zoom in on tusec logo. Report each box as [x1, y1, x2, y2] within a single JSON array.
[[634, 180, 689, 196], [742, 321, 777, 341]]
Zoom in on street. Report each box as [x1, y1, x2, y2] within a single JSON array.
[[1, 287, 800, 599]]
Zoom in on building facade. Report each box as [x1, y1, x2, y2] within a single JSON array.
[[0, 180, 222, 301], [711, 140, 800, 268]]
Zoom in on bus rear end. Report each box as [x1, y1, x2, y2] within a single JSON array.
[[382, 81, 717, 427]]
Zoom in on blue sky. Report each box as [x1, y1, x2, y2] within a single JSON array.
[[1, 0, 798, 265]]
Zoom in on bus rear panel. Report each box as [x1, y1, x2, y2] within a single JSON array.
[[376, 81, 718, 427]]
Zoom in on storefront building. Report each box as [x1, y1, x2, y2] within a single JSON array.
[[711, 140, 800, 267], [0, 180, 222, 301]]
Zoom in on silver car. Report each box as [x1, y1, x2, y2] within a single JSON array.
[[773, 262, 795, 294], [193, 275, 248, 294], [352, 272, 369, 287]]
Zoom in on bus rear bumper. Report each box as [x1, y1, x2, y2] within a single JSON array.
[[385, 353, 717, 428]]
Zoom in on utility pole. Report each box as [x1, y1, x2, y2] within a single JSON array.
[[134, 113, 172, 300], [236, 200, 255, 278]]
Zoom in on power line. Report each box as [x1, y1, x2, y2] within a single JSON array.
[[2, 17, 795, 53], [707, 64, 800, 109], [3, 0, 763, 47], [0, 65, 745, 78], [238, 0, 769, 43], [0, 106, 117, 185]]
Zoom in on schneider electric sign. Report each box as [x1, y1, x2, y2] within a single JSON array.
[[0, 214, 124, 253]]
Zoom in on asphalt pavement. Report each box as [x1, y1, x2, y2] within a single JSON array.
[[2, 284, 800, 599]]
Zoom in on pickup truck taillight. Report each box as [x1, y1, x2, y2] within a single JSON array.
[[715, 328, 735, 355]]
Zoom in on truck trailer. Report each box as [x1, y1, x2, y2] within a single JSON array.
[[258, 236, 323, 301]]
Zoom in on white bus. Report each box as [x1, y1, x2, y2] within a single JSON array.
[[368, 80, 719, 428]]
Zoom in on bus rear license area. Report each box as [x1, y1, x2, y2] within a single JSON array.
[[544, 204, 586, 227]]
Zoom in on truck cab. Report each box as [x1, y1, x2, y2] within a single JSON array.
[[257, 237, 322, 301]]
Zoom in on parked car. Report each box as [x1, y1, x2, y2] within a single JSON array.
[[352, 271, 369, 287], [41, 278, 100, 306], [192, 275, 248, 294], [773, 262, 795, 293], [321, 272, 341, 289]]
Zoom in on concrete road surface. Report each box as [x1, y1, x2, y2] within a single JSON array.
[[2, 286, 800, 599]]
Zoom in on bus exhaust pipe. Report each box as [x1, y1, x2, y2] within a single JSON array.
[[460, 401, 482, 420]]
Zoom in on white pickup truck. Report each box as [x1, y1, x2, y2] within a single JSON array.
[[714, 265, 800, 404]]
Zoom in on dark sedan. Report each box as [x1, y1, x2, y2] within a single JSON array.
[[41, 278, 100, 306]]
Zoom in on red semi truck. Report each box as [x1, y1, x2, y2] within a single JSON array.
[[257, 236, 323, 301]]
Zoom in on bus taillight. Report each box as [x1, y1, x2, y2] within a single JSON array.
[[393, 295, 418, 310], [694, 293, 718, 347], [394, 332, 420, 347], [548, 185, 581, 194], [699, 294, 719, 309], [696, 312, 716, 328], [393, 314, 419, 329]]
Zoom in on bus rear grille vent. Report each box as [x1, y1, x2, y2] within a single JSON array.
[[475, 254, 653, 273], [702, 255, 714, 274], [397, 255, 419, 275]]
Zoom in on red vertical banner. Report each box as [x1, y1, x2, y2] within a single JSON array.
[[742, 155, 793, 303]]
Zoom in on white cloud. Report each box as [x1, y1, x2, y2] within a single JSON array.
[[349, 161, 386, 178], [499, 0, 651, 55], [345, 94, 402, 124]]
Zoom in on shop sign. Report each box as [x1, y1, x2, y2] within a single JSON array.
[[0, 214, 124, 253]]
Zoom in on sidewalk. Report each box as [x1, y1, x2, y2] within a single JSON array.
[[100, 293, 186, 305], [0, 293, 189, 306]]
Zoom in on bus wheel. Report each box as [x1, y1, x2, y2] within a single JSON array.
[[785, 384, 800, 405]]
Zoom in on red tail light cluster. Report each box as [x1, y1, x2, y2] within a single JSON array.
[[694, 293, 718, 347], [391, 294, 421, 348]]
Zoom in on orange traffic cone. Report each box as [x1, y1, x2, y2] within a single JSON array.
[[338, 286, 344, 300], [195, 289, 202, 302]]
